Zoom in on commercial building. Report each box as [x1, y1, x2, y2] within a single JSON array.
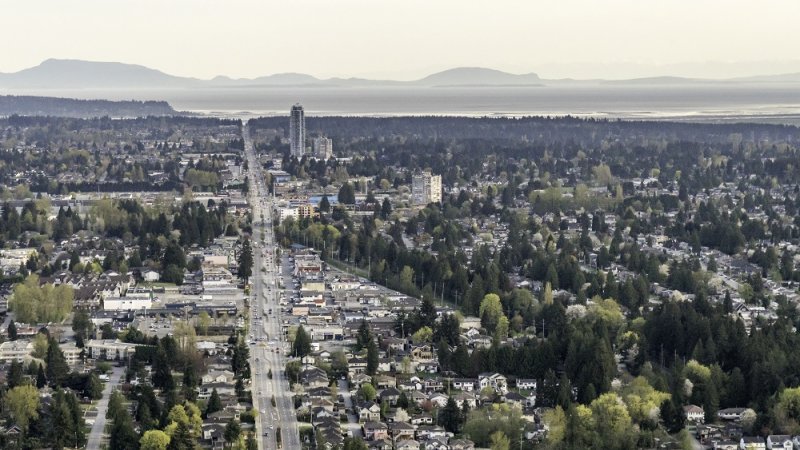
[[290, 104, 306, 158], [412, 171, 442, 205]]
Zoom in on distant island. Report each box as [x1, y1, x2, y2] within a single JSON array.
[[2, 59, 799, 91], [0, 95, 179, 118]]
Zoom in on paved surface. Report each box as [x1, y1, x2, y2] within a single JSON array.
[[86, 366, 125, 450], [338, 378, 362, 438], [244, 124, 301, 450]]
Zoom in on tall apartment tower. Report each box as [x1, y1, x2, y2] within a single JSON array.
[[289, 103, 306, 158], [312, 136, 333, 160], [412, 170, 442, 205]]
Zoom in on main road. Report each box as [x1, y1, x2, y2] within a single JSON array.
[[244, 123, 301, 450]]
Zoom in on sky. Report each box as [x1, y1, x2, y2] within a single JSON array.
[[3, 0, 800, 80]]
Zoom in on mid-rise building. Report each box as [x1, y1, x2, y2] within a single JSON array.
[[312, 136, 333, 160], [412, 171, 442, 205], [289, 103, 306, 158]]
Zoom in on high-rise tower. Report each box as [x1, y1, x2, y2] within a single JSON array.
[[289, 103, 306, 158]]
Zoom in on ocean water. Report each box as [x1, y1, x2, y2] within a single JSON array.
[[7, 84, 800, 123]]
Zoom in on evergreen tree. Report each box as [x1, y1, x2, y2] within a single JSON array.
[[36, 364, 46, 388], [338, 182, 356, 205], [152, 347, 175, 391], [167, 420, 196, 450], [380, 198, 392, 219], [366, 338, 379, 376], [237, 238, 254, 284], [319, 195, 331, 213], [224, 419, 241, 447], [7, 321, 17, 340], [439, 396, 462, 433], [109, 409, 139, 450], [292, 326, 312, 357], [206, 388, 222, 416], [355, 320, 372, 351], [46, 338, 69, 387], [7, 360, 23, 388]]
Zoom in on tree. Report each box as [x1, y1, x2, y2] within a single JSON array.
[[412, 326, 433, 345], [490, 431, 510, 450], [543, 405, 567, 446], [152, 347, 175, 391], [292, 325, 311, 357], [355, 320, 372, 351], [46, 337, 70, 387], [5, 384, 39, 429], [167, 421, 196, 450], [338, 182, 356, 205], [542, 281, 554, 305], [7, 360, 23, 388], [140, 430, 171, 450], [206, 388, 222, 416], [380, 198, 392, 219], [9, 274, 74, 323], [237, 238, 254, 284], [224, 419, 241, 448], [36, 363, 47, 389], [439, 396, 462, 433], [776, 387, 800, 434], [343, 437, 368, 450], [72, 309, 92, 341], [197, 311, 211, 335], [319, 195, 331, 213], [479, 293, 505, 334], [590, 393, 634, 449], [7, 321, 17, 340], [660, 398, 685, 434], [366, 338, 379, 376], [359, 383, 376, 402]]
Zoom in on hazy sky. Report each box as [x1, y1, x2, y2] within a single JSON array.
[[4, 0, 800, 80]]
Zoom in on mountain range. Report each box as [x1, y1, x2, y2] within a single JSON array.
[[1, 59, 799, 90]]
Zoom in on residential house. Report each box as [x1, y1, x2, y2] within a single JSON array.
[[504, 392, 526, 408], [202, 370, 235, 385], [718, 407, 748, 421], [478, 372, 508, 394], [684, 404, 705, 424], [452, 378, 476, 392], [358, 403, 382, 423], [453, 392, 478, 409], [740, 436, 765, 450], [767, 435, 793, 450], [395, 440, 420, 450], [429, 393, 448, 408], [389, 422, 416, 441], [449, 439, 476, 450], [380, 387, 401, 406], [363, 422, 389, 441], [366, 440, 392, 450]]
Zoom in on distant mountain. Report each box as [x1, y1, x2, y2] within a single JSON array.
[[0, 59, 199, 89], [0, 95, 179, 118], [414, 67, 542, 86], [209, 72, 323, 86], [1, 59, 800, 90]]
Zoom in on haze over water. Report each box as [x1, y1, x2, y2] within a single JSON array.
[[13, 84, 800, 124]]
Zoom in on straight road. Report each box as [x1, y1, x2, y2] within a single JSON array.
[[244, 123, 301, 450], [86, 366, 125, 450]]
